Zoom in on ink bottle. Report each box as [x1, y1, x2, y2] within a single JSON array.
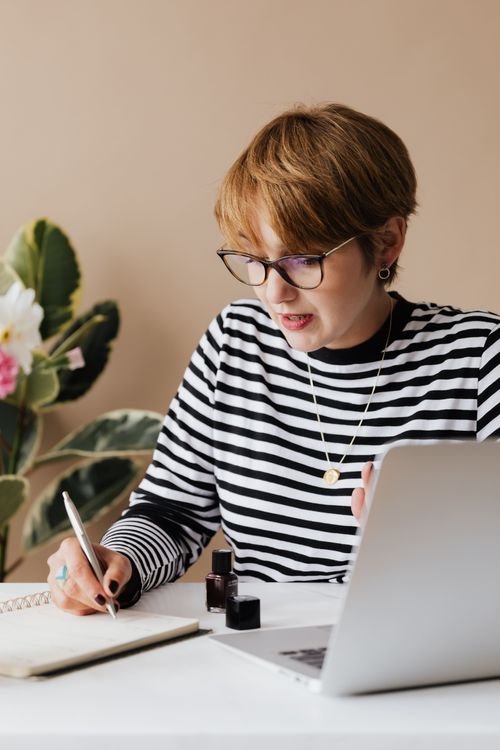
[[226, 595, 261, 630], [206, 548, 238, 613]]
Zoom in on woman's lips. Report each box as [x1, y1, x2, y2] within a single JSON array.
[[279, 313, 314, 331]]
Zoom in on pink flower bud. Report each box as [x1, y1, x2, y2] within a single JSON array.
[[66, 347, 85, 371], [0, 347, 19, 398]]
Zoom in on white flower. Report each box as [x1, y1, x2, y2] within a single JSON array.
[[0, 282, 43, 374]]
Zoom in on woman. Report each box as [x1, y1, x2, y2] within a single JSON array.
[[47, 103, 500, 614]]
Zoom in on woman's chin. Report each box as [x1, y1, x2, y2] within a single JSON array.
[[282, 330, 323, 353]]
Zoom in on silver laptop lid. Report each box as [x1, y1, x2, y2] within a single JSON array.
[[322, 441, 500, 695]]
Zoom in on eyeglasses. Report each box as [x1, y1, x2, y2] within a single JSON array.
[[217, 236, 357, 290]]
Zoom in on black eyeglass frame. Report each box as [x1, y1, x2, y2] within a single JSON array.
[[216, 235, 357, 290]]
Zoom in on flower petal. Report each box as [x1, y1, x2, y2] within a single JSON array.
[[0, 282, 42, 374]]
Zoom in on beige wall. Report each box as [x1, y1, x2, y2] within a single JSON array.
[[1, 0, 499, 582]]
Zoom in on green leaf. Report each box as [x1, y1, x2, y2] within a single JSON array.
[[5, 218, 82, 340], [26, 352, 60, 408], [46, 300, 120, 406], [3, 227, 37, 289], [22, 457, 140, 552], [49, 313, 106, 357], [0, 259, 22, 295], [0, 476, 29, 526], [0, 401, 42, 475], [35, 409, 163, 466], [8, 351, 59, 409]]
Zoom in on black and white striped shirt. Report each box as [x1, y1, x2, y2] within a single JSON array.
[[102, 293, 500, 597]]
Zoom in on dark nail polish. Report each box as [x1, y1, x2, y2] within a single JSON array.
[[109, 580, 119, 594], [206, 549, 238, 613], [95, 594, 106, 605]]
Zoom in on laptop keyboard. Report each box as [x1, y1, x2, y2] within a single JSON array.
[[279, 647, 327, 670]]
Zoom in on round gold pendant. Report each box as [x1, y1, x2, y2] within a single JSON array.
[[323, 467, 341, 485]]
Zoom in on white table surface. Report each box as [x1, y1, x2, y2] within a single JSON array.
[[1, 581, 500, 750]]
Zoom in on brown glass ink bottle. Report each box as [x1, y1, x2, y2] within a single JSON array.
[[206, 549, 238, 613]]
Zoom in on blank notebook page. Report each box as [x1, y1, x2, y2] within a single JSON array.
[[0, 604, 199, 678]]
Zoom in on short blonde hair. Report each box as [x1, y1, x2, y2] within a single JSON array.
[[214, 103, 417, 282]]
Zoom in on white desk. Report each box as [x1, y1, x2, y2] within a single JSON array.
[[1, 582, 500, 750]]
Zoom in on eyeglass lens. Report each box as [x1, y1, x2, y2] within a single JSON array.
[[223, 254, 322, 288]]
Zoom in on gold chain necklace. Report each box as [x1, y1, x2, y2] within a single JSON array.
[[306, 299, 393, 485]]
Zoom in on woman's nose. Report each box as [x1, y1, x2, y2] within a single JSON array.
[[264, 267, 297, 305]]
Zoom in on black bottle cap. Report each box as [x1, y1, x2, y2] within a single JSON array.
[[225, 595, 261, 630], [212, 549, 232, 575]]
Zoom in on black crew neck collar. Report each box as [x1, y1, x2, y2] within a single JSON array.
[[307, 292, 415, 365]]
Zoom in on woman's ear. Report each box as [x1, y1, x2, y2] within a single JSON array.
[[378, 216, 406, 268]]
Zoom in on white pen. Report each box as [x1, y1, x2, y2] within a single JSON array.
[[62, 491, 118, 619]]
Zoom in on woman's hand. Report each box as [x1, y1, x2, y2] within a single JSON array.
[[47, 538, 132, 616], [351, 462, 373, 521]]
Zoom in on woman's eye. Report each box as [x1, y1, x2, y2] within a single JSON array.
[[292, 256, 317, 267]]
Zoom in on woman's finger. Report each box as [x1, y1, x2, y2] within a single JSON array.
[[351, 462, 375, 521], [351, 486, 365, 521], [48, 579, 97, 616], [97, 545, 132, 598], [361, 461, 373, 487], [47, 538, 111, 614]]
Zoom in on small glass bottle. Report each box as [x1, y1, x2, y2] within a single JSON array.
[[206, 549, 238, 613]]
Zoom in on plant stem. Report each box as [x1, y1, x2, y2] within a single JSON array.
[[0, 432, 12, 475], [0, 525, 9, 583], [0, 432, 12, 454], [8, 380, 28, 474]]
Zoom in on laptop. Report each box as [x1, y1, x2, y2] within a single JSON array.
[[211, 441, 500, 695]]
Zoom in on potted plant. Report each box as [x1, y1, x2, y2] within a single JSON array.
[[0, 219, 162, 580]]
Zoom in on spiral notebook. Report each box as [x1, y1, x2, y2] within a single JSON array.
[[0, 589, 199, 678], [0, 589, 53, 613]]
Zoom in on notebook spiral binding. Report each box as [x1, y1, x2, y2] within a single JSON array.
[[0, 590, 52, 613]]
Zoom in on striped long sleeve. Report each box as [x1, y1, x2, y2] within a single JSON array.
[[102, 315, 224, 593]]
